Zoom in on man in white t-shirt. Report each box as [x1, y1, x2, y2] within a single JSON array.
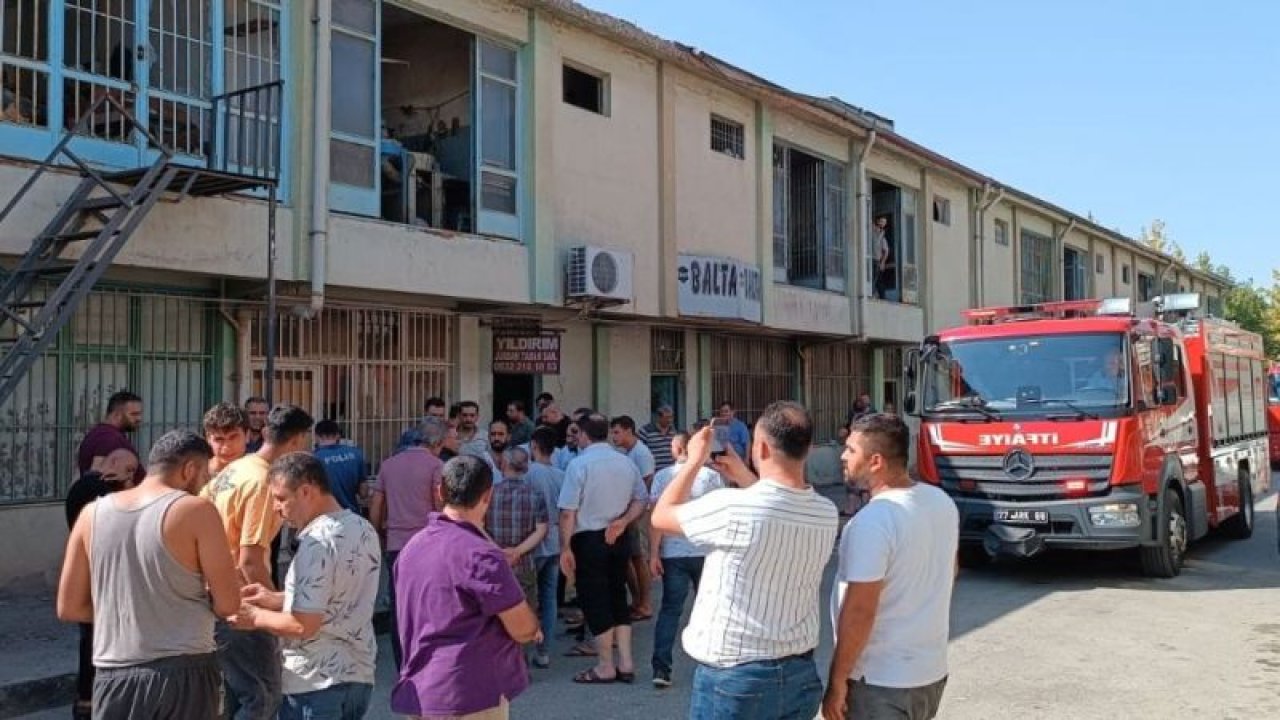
[[236, 452, 382, 720], [822, 414, 958, 720], [653, 401, 838, 720]]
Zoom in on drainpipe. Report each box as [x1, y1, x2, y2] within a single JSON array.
[[854, 130, 877, 336], [973, 183, 1004, 306], [304, 0, 332, 318]]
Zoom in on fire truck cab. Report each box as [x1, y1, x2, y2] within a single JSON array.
[[903, 294, 1270, 577]]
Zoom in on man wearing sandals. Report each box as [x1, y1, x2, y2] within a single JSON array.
[[558, 413, 648, 685]]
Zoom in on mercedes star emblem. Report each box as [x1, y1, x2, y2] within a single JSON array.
[[1002, 448, 1035, 481]]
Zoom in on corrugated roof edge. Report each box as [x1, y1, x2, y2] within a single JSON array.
[[522, 0, 1232, 289]]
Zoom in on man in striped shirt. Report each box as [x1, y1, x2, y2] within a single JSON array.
[[652, 401, 838, 720], [638, 405, 677, 472]]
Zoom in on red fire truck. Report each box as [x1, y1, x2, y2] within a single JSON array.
[[1268, 362, 1280, 467], [903, 294, 1270, 577]]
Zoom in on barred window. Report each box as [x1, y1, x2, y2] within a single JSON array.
[[993, 219, 1009, 246], [772, 144, 846, 292], [710, 115, 744, 159], [1020, 229, 1054, 304]]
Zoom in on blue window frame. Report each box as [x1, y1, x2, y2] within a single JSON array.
[[0, 0, 289, 193], [328, 0, 379, 216]]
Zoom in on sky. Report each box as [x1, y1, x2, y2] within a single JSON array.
[[580, 0, 1279, 285]]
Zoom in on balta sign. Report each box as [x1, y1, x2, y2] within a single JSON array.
[[676, 254, 762, 323]]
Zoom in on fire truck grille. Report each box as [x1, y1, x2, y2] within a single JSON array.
[[936, 454, 1112, 501]]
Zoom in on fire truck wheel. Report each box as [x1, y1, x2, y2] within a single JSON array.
[[1220, 467, 1254, 540], [1140, 487, 1186, 578]]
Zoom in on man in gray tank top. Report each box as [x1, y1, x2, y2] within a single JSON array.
[[57, 430, 243, 720]]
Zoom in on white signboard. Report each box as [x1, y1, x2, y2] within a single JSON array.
[[676, 254, 763, 323]]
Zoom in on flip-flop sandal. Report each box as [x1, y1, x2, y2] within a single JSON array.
[[563, 643, 598, 657], [573, 668, 616, 684]]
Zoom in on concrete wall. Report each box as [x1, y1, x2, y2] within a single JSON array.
[[549, 20, 661, 317], [401, 0, 529, 43], [0, 166, 294, 281], [536, 321, 595, 413], [0, 505, 65, 588], [670, 68, 757, 265], [770, 285, 852, 336], [982, 203, 1017, 306], [926, 176, 971, 331], [327, 215, 530, 302], [597, 324, 651, 416]]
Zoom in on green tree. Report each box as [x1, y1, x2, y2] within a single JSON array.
[[1139, 219, 1185, 262], [1224, 280, 1279, 357]]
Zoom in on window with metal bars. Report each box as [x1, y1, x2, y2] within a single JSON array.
[[710, 114, 743, 159], [1019, 229, 1055, 304], [1063, 246, 1088, 300], [650, 328, 685, 374], [710, 335, 796, 428], [807, 343, 871, 443], [0, 0, 287, 182], [1138, 272, 1155, 301], [247, 304, 457, 475], [772, 144, 846, 292], [0, 286, 218, 504]]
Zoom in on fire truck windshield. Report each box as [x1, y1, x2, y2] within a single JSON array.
[[923, 332, 1129, 417]]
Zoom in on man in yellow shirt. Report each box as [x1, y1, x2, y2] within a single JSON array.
[[204, 404, 314, 720]]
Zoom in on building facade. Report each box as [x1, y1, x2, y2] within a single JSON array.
[[0, 0, 1227, 587]]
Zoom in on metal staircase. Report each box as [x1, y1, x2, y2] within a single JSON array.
[[0, 84, 281, 407]]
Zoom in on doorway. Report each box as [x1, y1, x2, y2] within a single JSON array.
[[650, 375, 683, 431], [492, 373, 536, 425]]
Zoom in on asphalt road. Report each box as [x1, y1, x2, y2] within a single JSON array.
[[22, 477, 1280, 719]]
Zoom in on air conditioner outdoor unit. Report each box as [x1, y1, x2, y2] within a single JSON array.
[[566, 246, 633, 303]]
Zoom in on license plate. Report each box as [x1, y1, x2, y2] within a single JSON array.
[[993, 508, 1049, 525]]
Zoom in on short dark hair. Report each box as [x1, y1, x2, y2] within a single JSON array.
[[263, 404, 314, 445], [147, 430, 212, 471], [490, 418, 510, 433], [244, 396, 268, 408], [268, 451, 331, 493], [718, 400, 733, 410], [530, 426, 558, 456], [107, 390, 141, 414], [847, 413, 910, 469], [610, 415, 636, 433], [425, 396, 446, 412], [448, 403, 463, 420], [756, 401, 812, 461], [572, 407, 593, 421], [580, 413, 610, 442], [507, 400, 526, 414], [202, 402, 249, 433], [459, 401, 480, 413], [440, 455, 493, 509], [536, 392, 554, 404], [314, 419, 343, 438]]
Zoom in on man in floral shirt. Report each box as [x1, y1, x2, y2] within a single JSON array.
[[236, 452, 381, 720]]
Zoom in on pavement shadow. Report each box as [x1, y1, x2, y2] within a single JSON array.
[[950, 490, 1280, 641]]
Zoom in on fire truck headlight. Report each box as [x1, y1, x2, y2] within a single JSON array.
[[1088, 503, 1141, 528]]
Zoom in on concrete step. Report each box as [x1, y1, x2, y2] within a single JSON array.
[[0, 589, 77, 719]]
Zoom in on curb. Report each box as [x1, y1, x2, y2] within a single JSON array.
[[0, 672, 76, 719]]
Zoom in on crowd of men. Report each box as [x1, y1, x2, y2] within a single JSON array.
[[56, 388, 959, 720]]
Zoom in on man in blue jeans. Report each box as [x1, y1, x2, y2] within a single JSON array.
[[648, 432, 724, 688], [652, 402, 839, 720], [526, 427, 565, 667]]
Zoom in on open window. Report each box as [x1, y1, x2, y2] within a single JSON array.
[[1063, 246, 1087, 300], [353, 4, 520, 239], [772, 143, 845, 292], [869, 178, 917, 304]]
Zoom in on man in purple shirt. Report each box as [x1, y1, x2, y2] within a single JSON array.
[[370, 416, 447, 672], [393, 455, 540, 720], [76, 390, 143, 480]]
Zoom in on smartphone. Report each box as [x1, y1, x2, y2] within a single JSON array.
[[710, 417, 731, 457]]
